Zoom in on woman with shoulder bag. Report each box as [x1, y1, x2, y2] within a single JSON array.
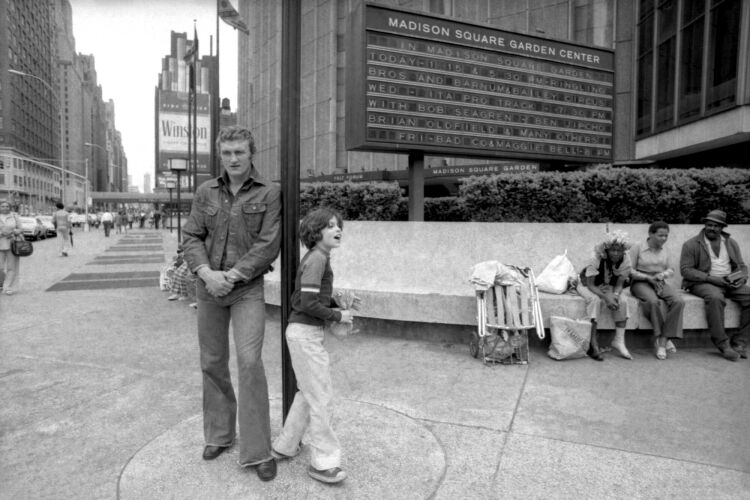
[[0, 199, 22, 295]]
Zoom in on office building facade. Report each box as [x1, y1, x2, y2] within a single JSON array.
[[236, 0, 748, 185]]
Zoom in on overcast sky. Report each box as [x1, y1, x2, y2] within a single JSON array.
[[69, 0, 239, 191]]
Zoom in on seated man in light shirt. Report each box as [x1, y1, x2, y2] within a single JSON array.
[[680, 210, 749, 361]]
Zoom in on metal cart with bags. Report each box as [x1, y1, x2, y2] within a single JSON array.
[[469, 263, 545, 365]]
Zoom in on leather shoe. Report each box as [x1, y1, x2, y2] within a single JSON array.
[[202, 445, 230, 460], [731, 344, 747, 359], [256, 459, 277, 481]]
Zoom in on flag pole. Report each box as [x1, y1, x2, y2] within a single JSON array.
[[212, 0, 221, 178]]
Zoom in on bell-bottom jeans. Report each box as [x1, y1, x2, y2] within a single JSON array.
[[273, 322, 341, 470], [197, 279, 271, 466]]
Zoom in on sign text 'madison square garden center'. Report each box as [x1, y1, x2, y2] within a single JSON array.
[[346, 3, 614, 162]]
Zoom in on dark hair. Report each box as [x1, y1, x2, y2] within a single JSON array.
[[56, 202, 64, 209], [648, 221, 669, 234], [299, 207, 343, 250], [216, 125, 256, 154]]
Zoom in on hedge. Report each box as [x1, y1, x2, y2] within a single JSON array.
[[300, 167, 750, 224]]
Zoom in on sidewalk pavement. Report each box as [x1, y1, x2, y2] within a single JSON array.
[[1, 227, 748, 499]]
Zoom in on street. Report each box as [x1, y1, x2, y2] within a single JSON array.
[[1, 228, 749, 499]]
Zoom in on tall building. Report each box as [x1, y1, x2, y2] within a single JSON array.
[[0, 0, 128, 214], [0, 0, 62, 213], [154, 31, 217, 192], [236, 0, 748, 186], [143, 173, 152, 194]]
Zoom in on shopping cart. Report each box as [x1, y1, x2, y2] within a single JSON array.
[[470, 265, 545, 365]]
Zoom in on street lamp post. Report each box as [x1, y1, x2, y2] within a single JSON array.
[[165, 179, 176, 234], [169, 158, 188, 242], [84, 142, 109, 232], [8, 69, 66, 205]]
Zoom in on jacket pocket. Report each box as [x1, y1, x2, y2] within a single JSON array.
[[201, 204, 220, 230], [242, 203, 266, 234]]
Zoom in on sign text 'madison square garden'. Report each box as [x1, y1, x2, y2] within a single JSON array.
[[346, 3, 614, 162]]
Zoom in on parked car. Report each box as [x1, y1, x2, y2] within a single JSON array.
[[71, 213, 86, 227], [37, 215, 57, 237], [18, 216, 45, 241]]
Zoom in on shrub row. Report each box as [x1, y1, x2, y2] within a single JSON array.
[[300, 167, 750, 224]]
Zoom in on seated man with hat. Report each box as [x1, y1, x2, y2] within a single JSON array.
[[680, 209, 749, 361]]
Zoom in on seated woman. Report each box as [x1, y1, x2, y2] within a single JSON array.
[[576, 230, 633, 361], [629, 221, 685, 360]]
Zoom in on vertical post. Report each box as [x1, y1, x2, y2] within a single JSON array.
[[280, 0, 301, 419], [407, 151, 425, 221], [176, 170, 182, 242], [84, 160, 90, 232], [169, 189, 173, 233]]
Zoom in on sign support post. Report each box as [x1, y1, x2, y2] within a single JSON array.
[[407, 151, 425, 221], [280, 0, 301, 420]]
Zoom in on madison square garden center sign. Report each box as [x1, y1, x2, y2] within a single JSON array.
[[346, 3, 614, 162]]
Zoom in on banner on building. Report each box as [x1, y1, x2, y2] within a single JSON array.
[[156, 90, 212, 188]]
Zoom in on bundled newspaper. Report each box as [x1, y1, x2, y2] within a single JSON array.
[[326, 289, 362, 340]]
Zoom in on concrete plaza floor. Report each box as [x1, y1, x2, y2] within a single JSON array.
[[1, 227, 748, 499]]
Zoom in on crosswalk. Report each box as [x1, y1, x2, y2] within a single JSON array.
[[46, 232, 166, 292]]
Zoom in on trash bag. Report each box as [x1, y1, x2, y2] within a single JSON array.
[[547, 315, 591, 360], [535, 251, 577, 294]]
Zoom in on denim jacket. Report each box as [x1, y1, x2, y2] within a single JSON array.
[[182, 168, 281, 284]]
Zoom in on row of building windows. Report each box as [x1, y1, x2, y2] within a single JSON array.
[[636, 0, 741, 137]]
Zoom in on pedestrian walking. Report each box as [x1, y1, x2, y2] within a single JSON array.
[[101, 210, 113, 237], [53, 202, 72, 256], [0, 199, 22, 295], [153, 208, 162, 229], [272, 208, 353, 485], [182, 125, 282, 481], [127, 211, 134, 229]]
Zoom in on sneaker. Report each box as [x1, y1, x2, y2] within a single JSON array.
[[666, 339, 677, 353], [189, 302, 197, 309], [308, 466, 346, 484], [62, 252, 68, 257], [167, 294, 179, 301]]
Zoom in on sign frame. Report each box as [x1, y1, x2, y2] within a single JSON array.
[[346, 3, 614, 162]]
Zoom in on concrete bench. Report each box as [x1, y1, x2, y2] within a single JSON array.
[[264, 222, 747, 339]]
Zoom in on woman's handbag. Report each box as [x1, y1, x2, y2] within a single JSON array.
[[10, 235, 33, 257]]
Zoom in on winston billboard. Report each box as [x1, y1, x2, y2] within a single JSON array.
[[156, 90, 211, 189]]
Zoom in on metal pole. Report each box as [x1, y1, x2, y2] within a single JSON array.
[[176, 171, 182, 242], [280, 0, 301, 419], [84, 159, 90, 231], [407, 151, 425, 221], [168, 188, 173, 233]]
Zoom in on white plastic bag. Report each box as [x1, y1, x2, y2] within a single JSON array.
[[535, 251, 576, 294], [547, 316, 591, 360]]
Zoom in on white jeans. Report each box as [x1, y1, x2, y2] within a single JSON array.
[[0, 249, 19, 292], [273, 322, 341, 470], [58, 229, 70, 255]]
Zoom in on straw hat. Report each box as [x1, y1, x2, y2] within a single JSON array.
[[702, 209, 727, 227]]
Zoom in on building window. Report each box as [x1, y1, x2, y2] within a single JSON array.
[[635, 0, 741, 137], [706, 0, 740, 110], [636, 0, 655, 135], [678, 0, 705, 120]]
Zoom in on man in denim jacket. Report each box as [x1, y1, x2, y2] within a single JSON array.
[[182, 126, 281, 481]]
